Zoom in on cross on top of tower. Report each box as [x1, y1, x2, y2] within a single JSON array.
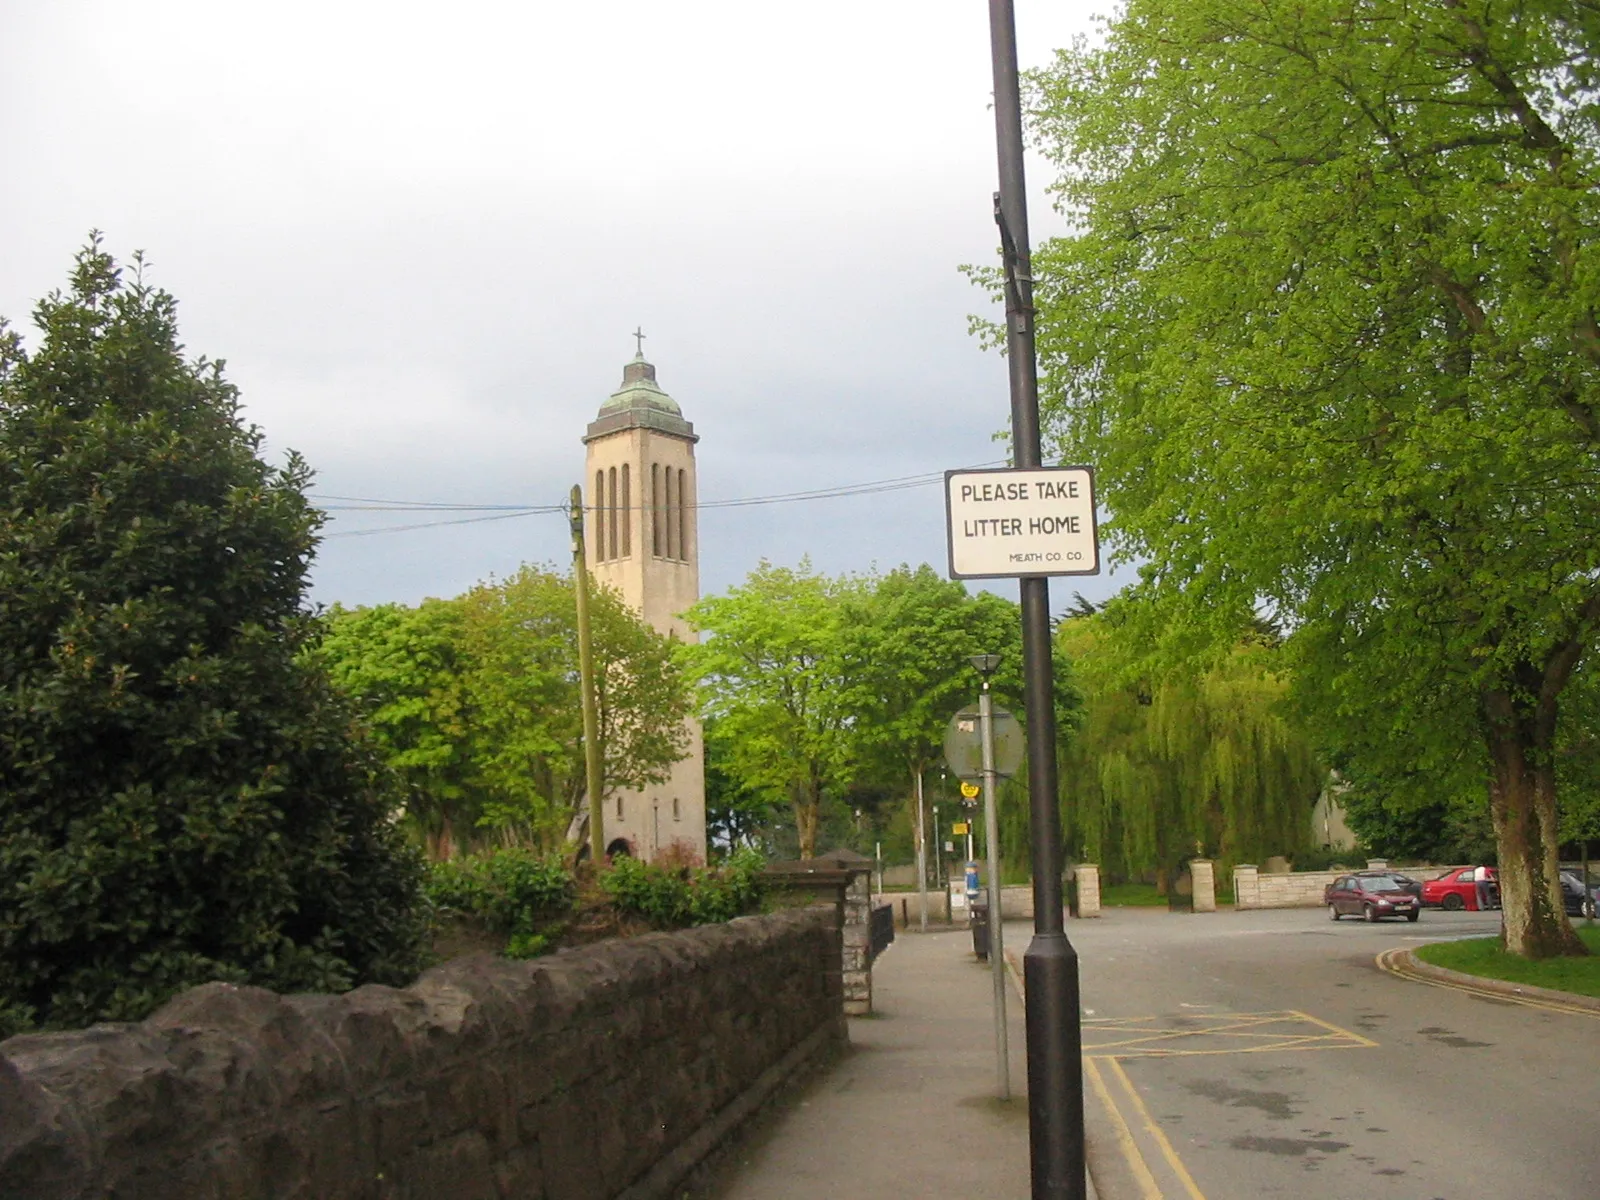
[[632, 326, 646, 356]]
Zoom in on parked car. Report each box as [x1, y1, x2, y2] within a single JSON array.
[[1421, 866, 1498, 911], [1363, 870, 1423, 899], [1326, 873, 1421, 922], [1559, 870, 1598, 919]]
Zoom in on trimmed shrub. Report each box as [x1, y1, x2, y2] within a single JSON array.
[[426, 849, 576, 940], [0, 242, 428, 1036], [602, 848, 767, 930]]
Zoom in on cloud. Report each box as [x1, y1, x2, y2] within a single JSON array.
[[0, 0, 1132, 610]]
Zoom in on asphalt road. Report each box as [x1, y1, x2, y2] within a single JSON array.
[[1011, 906, 1600, 1199]]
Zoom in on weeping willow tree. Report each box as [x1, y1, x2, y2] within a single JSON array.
[[1056, 612, 1322, 889]]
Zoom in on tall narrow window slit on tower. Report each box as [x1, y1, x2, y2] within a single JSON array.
[[607, 467, 618, 560], [665, 463, 677, 559], [677, 468, 687, 562], [621, 464, 631, 557], [651, 463, 661, 556]]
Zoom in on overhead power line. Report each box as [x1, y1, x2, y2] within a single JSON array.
[[314, 459, 1008, 539], [315, 496, 563, 512], [325, 509, 557, 538]]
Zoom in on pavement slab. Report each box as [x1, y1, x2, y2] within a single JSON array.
[[704, 925, 1096, 1199]]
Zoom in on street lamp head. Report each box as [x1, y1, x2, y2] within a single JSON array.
[[970, 653, 1001, 678]]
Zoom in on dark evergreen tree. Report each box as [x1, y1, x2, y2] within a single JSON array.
[[0, 239, 426, 1035]]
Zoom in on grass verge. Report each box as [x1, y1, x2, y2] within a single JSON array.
[[1414, 923, 1600, 999], [1095, 880, 1236, 907], [1098, 883, 1170, 907]]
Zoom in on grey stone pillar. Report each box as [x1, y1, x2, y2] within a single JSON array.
[[1191, 859, 1216, 912], [1076, 864, 1101, 917], [767, 850, 876, 1017], [840, 869, 873, 1016], [1233, 863, 1260, 909]]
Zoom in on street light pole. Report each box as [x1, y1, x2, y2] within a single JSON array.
[[915, 768, 929, 932], [973, 654, 1010, 1100], [986, 2, 1085, 1195]]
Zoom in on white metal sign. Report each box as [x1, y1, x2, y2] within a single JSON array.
[[944, 466, 1099, 580]]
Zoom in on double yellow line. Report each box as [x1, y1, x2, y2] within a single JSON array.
[[1003, 950, 1207, 1198], [1083, 1055, 1207, 1199], [1376, 946, 1600, 1019]]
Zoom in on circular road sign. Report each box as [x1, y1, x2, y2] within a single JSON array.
[[943, 707, 1024, 781]]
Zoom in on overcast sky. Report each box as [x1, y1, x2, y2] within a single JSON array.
[[1, 0, 1130, 613]]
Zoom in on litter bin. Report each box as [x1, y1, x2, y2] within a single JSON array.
[[970, 894, 990, 960]]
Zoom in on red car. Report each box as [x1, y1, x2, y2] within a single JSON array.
[[1326, 873, 1420, 922], [1420, 866, 1498, 911]]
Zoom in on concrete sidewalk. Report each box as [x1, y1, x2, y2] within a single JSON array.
[[704, 924, 1095, 1199]]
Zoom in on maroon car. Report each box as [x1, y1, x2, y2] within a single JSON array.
[[1325, 873, 1420, 922]]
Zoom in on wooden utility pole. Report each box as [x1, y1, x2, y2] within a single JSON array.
[[569, 484, 605, 864]]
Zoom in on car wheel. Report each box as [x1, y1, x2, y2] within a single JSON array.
[[1365, 904, 1380, 923], [1405, 910, 1419, 922], [1329, 903, 1340, 922], [1442, 894, 1465, 912]]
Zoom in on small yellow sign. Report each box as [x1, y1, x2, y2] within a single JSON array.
[[960, 781, 980, 799], [952, 822, 969, 835]]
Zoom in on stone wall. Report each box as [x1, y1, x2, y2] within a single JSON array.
[[0, 907, 844, 1200], [1233, 864, 1342, 909], [998, 885, 1033, 920], [886, 886, 1044, 923], [892, 874, 1106, 923]]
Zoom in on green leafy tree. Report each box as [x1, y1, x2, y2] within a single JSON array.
[[844, 565, 1025, 882], [454, 567, 590, 846], [0, 240, 427, 1033], [1554, 658, 1600, 854], [458, 565, 690, 847], [319, 599, 476, 857], [1055, 609, 1322, 887], [703, 715, 780, 857], [684, 560, 860, 859], [1337, 784, 1497, 867], [325, 566, 692, 856], [1318, 712, 1498, 865], [1025, 0, 1599, 956]]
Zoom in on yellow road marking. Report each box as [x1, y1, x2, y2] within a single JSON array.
[[1287, 1007, 1381, 1047], [1082, 1010, 1375, 1058], [1106, 1057, 1209, 1200], [1003, 946, 1026, 1002], [1009, 970, 1373, 1194], [1377, 947, 1600, 1019], [1083, 1055, 1163, 1200]]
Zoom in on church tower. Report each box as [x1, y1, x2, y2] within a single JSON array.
[[583, 344, 707, 862]]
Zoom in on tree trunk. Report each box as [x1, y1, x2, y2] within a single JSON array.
[[793, 779, 820, 860], [425, 815, 456, 862], [1482, 687, 1586, 958]]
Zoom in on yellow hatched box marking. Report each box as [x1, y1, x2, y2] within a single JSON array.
[[1082, 1009, 1377, 1059]]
